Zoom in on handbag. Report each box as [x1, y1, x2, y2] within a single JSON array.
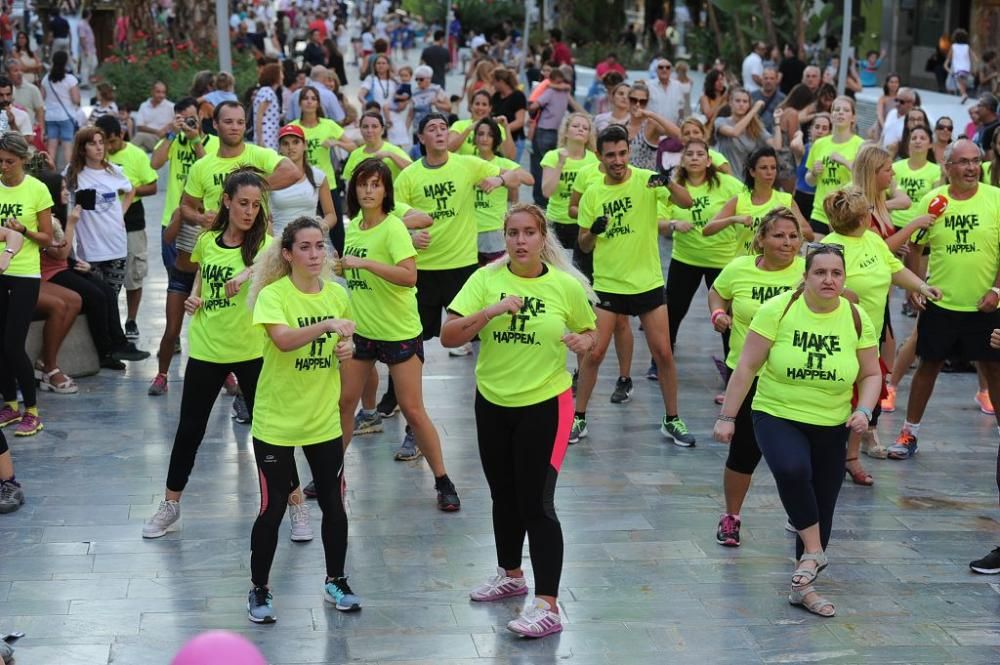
[[47, 77, 79, 131]]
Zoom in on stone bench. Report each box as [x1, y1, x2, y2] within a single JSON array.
[[25, 315, 100, 378]]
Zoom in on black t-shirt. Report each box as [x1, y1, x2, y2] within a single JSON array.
[[304, 42, 326, 67], [491, 90, 528, 142], [975, 118, 999, 155], [421, 45, 450, 87], [50, 16, 70, 39], [778, 57, 805, 95]]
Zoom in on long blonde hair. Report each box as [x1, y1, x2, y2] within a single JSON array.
[[851, 144, 892, 236], [248, 217, 332, 308], [487, 204, 597, 304], [557, 111, 596, 152]]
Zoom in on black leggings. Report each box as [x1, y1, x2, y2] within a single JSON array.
[[49, 269, 127, 357], [475, 389, 572, 597], [328, 188, 345, 256], [665, 259, 729, 355], [0, 275, 40, 408], [551, 222, 593, 281], [251, 437, 347, 587], [753, 411, 848, 560], [725, 377, 761, 475], [166, 356, 265, 492]]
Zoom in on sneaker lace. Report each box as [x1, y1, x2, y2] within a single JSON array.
[[290, 501, 310, 526], [721, 514, 737, 536], [667, 417, 689, 435], [252, 586, 272, 606], [573, 416, 584, 428], [153, 500, 177, 523], [0, 482, 16, 503], [895, 432, 914, 445], [330, 576, 354, 596]]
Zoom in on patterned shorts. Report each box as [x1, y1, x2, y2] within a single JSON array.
[[353, 333, 425, 365]]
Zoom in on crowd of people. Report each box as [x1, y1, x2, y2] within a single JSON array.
[[2, 0, 1000, 650]]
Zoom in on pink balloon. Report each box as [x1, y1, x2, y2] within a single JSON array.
[[171, 630, 267, 665]]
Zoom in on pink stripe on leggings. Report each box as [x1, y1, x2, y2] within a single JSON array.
[[550, 389, 574, 472], [257, 469, 269, 516]]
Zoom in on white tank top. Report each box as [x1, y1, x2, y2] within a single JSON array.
[[952, 44, 971, 73], [270, 166, 325, 238]]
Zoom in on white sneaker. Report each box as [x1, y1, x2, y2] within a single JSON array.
[[448, 343, 473, 357], [506, 598, 563, 638], [142, 499, 180, 538], [288, 500, 314, 542], [469, 566, 529, 601]]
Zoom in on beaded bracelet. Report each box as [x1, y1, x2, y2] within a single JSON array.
[[716, 414, 736, 423], [710, 308, 727, 325]]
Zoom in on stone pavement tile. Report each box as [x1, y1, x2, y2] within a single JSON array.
[[3, 643, 112, 665], [940, 623, 1000, 645], [7, 577, 129, 601]]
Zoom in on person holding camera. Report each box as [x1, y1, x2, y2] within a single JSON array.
[[570, 124, 695, 446], [147, 98, 219, 396]]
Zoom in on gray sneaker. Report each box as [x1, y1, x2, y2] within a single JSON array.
[[353, 409, 383, 435], [248, 586, 276, 623], [0, 639, 12, 664], [288, 500, 314, 542], [142, 499, 180, 538], [0, 479, 24, 513], [394, 429, 422, 461], [660, 416, 696, 447], [231, 394, 251, 424]]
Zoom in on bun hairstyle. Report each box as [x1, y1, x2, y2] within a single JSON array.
[[823, 185, 869, 235]]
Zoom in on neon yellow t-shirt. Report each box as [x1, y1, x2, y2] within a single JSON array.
[[343, 213, 421, 341], [712, 254, 804, 369], [474, 155, 520, 233], [822, 230, 902, 336], [983, 162, 992, 182], [394, 154, 500, 270], [449, 118, 508, 155], [342, 141, 410, 185], [0, 175, 53, 278], [252, 276, 351, 445], [806, 134, 865, 226], [710, 148, 730, 171], [157, 134, 219, 226], [184, 143, 283, 211], [578, 167, 671, 294], [750, 290, 877, 425], [733, 188, 794, 256], [915, 184, 1000, 312], [891, 159, 941, 228], [188, 231, 273, 363], [572, 162, 604, 196], [291, 119, 346, 191], [668, 172, 744, 268], [108, 142, 158, 197], [448, 263, 596, 407], [540, 149, 599, 224]]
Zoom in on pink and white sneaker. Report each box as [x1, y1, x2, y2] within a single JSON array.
[[507, 598, 563, 638], [469, 567, 528, 602]]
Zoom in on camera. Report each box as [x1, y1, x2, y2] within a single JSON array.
[[184, 117, 198, 130]]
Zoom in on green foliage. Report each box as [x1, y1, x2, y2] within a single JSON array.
[[401, 0, 524, 35], [558, 0, 628, 45], [95, 40, 258, 111]]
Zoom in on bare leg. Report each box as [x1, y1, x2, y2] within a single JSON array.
[[126, 288, 142, 322], [889, 327, 918, 390], [362, 364, 378, 411], [574, 308, 619, 413], [723, 469, 753, 515], [390, 356, 446, 477], [0, 451, 14, 480], [37, 286, 81, 375], [904, 358, 945, 424], [157, 292, 187, 375], [613, 316, 634, 378], [338, 357, 374, 452], [637, 306, 679, 415]]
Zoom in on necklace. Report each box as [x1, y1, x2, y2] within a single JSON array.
[[376, 76, 391, 101]]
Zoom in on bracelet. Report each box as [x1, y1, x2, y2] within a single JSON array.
[[710, 308, 726, 325], [716, 414, 736, 423], [854, 406, 873, 421]]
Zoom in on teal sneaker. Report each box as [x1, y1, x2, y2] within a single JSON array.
[[324, 576, 362, 611], [568, 416, 588, 444]]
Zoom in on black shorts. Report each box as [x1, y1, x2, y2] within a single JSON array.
[[354, 333, 424, 365], [416, 264, 477, 340], [916, 302, 1000, 362], [595, 286, 665, 316]]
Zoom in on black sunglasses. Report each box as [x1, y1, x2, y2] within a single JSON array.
[[657, 64, 672, 70], [806, 242, 844, 256], [629, 96, 649, 106], [936, 124, 953, 131]]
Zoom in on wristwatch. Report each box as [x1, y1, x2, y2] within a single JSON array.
[[991, 287, 1000, 298]]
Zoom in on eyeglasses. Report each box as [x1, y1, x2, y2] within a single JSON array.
[[628, 97, 648, 106], [806, 242, 844, 256], [657, 64, 672, 70], [895, 98, 914, 105], [935, 124, 953, 131], [415, 77, 428, 81], [946, 157, 983, 168]]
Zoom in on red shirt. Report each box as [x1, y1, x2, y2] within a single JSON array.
[[0, 15, 13, 41], [551, 41, 573, 66], [308, 18, 328, 40], [596, 60, 626, 79]]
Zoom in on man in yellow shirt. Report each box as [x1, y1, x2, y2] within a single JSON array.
[[97, 115, 158, 345], [895, 139, 1000, 477]]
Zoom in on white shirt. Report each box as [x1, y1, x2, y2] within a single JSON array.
[[41, 73, 79, 122], [648, 79, 683, 124], [742, 52, 763, 92], [270, 166, 325, 237], [67, 165, 133, 263], [6, 105, 32, 136], [135, 97, 175, 133], [880, 109, 904, 149]]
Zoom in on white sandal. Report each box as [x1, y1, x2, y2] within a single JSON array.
[[38, 367, 78, 394]]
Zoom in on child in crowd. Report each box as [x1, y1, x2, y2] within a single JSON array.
[[88, 83, 118, 124], [860, 49, 886, 88], [945, 28, 975, 103]]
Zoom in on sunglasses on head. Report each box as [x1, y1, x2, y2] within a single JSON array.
[[806, 242, 844, 257]]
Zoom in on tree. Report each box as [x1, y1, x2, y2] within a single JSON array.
[[127, 0, 218, 47]]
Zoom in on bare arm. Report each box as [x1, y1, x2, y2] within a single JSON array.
[[265, 318, 355, 353], [541, 157, 565, 198], [701, 197, 743, 236], [401, 208, 433, 229], [180, 193, 215, 227], [447, 127, 472, 152], [318, 182, 337, 231], [267, 157, 302, 190], [255, 100, 269, 147]]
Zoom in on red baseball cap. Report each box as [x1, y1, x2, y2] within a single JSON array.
[[277, 124, 305, 141]]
